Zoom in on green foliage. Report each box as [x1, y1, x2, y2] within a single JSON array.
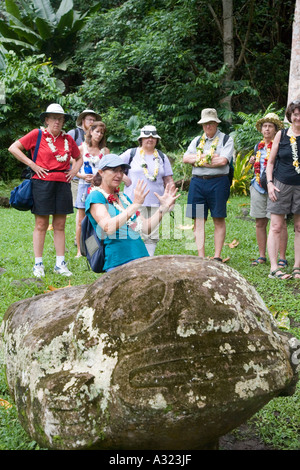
[[231, 103, 286, 154], [0, 51, 85, 179], [230, 152, 253, 196], [0, 0, 101, 70], [74, 0, 259, 149]]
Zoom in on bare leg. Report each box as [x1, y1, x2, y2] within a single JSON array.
[[267, 213, 290, 278], [52, 214, 67, 257], [255, 217, 268, 260], [33, 215, 49, 257], [213, 217, 226, 259], [75, 208, 86, 256], [194, 218, 206, 257]]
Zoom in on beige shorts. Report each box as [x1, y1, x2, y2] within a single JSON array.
[[140, 206, 160, 242], [250, 185, 270, 219], [267, 178, 300, 215]]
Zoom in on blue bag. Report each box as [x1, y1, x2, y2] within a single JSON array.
[[10, 129, 42, 211], [80, 215, 105, 273]]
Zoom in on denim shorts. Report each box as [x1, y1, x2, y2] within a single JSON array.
[[186, 175, 230, 219], [31, 179, 73, 215]]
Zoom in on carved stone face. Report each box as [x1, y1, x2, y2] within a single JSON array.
[[1, 256, 298, 450]]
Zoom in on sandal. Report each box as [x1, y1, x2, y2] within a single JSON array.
[[268, 269, 292, 280], [278, 259, 288, 268], [213, 257, 223, 262], [292, 267, 300, 279], [251, 257, 266, 266]]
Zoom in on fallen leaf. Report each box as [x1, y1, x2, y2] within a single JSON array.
[[44, 281, 72, 293], [225, 239, 239, 249], [0, 398, 12, 409]]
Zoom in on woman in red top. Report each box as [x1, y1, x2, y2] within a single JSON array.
[[8, 103, 83, 278]]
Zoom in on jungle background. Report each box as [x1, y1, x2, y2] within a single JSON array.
[[0, 0, 296, 181]]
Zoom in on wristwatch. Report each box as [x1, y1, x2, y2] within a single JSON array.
[[267, 180, 273, 184]]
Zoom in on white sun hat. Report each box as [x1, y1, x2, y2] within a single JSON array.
[[138, 125, 161, 140], [40, 103, 72, 122]]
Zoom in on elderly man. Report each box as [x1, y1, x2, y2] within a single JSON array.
[[183, 108, 234, 260]]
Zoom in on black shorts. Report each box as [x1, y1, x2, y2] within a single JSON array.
[[31, 180, 73, 215]]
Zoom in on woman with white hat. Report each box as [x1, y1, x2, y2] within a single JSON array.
[[119, 125, 175, 256], [249, 113, 288, 268], [8, 103, 83, 278], [85, 154, 179, 272]]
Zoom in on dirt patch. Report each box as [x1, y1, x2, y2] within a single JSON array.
[[219, 423, 275, 450]]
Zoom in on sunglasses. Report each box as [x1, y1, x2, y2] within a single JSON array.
[[143, 131, 158, 136], [292, 100, 300, 105]]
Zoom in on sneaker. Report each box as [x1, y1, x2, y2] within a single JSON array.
[[53, 261, 72, 276], [33, 262, 45, 278]]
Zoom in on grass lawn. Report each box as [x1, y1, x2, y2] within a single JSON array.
[[0, 186, 299, 450]]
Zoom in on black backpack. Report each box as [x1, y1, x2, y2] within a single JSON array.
[[80, 215, 105, 273], [196, 134, 234, 185]]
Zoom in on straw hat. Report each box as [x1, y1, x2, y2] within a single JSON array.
[[256, 113, 284, 132], [198, 108, 221, 124], [40, 103, 72, 122], [76, 109, 102, 126]]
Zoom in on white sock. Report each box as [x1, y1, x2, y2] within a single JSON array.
[[145, 243, 156, 257], [35, 257, 43, 265], [56, 256, 65, 266]]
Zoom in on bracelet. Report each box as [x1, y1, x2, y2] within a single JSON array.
[[267, 180, 273, 184]]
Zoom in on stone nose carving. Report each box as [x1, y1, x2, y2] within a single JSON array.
[[0, 256, 298, 450]]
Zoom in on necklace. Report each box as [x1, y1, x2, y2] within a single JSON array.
[[195, 134, 219, 167], [254, 140, 273, 185], [91, 187, 143, 233], [290, 134, 300, 174], [84, 142, 103, 166], [42, 127, 70, 162], [140, 148, 160, 181]]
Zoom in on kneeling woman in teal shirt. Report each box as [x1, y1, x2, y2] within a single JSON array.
[[85, 154, 179, 272]]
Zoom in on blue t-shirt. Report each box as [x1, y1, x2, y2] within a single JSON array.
[[85, 190, 149, 271]]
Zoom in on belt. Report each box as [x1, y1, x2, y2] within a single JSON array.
[[193, 174, 225, 180]]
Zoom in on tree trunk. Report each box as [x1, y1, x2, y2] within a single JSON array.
[[287, 0, 300, 105], [221, 0, 234, 114]]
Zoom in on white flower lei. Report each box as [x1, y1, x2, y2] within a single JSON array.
[[140, 148, 160, 181], [91, 187, 143, 233], [42, 127, 70, 162], [195, 134, 219, 167], [290, 134, 300, 174]]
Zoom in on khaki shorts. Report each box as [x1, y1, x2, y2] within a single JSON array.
[[250, 185, 270, 219], [140, 206, 160, 242], [267, 178, 300, 215]]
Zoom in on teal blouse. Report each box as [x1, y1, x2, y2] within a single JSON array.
[[85, 190, 149, 271]]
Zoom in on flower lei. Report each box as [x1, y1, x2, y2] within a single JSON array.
[[91, 187, 143, 233], [290, 134, 300, 174], [140, 149, 160, 181], [85, 151, 103, 166], [42, 127, 70, 162], [195, 134, 219, 167], [254, 140, 273, 185]]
